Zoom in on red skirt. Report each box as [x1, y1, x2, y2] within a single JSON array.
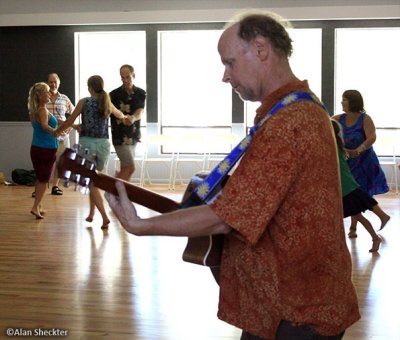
[[30, 145, 57, 183]]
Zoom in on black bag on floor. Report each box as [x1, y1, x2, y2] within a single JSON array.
[[11, 169, 36, 186]]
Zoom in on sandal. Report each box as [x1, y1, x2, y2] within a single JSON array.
[[51, 186, 63, 195]]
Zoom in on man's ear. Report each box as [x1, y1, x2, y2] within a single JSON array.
[[252, 36, 269, 61]]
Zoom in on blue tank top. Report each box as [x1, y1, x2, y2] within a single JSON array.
[[31, 111, 58, 149]]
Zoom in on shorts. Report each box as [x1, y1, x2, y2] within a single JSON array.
[[114, 144, 137, 167], [56, 137, 70, 159], [30, 145, 57, 183], [78, 137, 110, 172]]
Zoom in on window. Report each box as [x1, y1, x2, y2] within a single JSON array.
[[74, 31, 147, 152], [159, 30, 231, 127], [245, 28, 322, 127], [74, 31, 147, 121], [335, 27, 400, 155], [335, 28, 400, 127]]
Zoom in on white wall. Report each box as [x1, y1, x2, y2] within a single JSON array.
[[0, 123, 33, 179], [0, 0, 399, 26]]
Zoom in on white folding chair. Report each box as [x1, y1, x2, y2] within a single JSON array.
[[376, 131, 398, 194], [139, 134, 176, 189], [171, 134, 208, 189]]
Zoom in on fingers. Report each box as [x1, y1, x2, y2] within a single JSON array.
[[105, 181, 133, 216], [115, 181, 129, 203], [105, 181, 139, 233], [104, 191, 118, 208]]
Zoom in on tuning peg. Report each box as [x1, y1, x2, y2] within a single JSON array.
[[72, 144, 81, 153], [80, 186, 90, 195], [73, 174, 81, 191], [63, 179, 70, 188], [76, 154, 85, 166], [62, 169, 72, 180]]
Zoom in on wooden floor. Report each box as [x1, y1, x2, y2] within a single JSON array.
[[0, 184, 399, 340]]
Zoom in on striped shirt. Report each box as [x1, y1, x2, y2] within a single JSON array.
[[46, 92, 75, 141]]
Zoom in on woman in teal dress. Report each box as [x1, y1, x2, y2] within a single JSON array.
[[332, 90, 390, 235]]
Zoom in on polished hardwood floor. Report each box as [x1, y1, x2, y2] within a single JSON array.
[[0, 183, 399, 339]]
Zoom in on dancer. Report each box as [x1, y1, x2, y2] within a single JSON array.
[[332, 89, 390, 236], [28, 82, 58, 219], [57, 75, 127, 228], [332, 119, 384, 252]]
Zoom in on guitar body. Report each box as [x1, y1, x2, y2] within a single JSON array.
[[58, 148, 225, 283], [180, 171, 225, 269]]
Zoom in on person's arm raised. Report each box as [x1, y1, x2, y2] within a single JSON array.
[[124, 108, 143, 126], [56, 99, 84, 134], [110, 104, 126, 120]]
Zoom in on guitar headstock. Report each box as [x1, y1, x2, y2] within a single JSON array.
[[58, 148, 97, 193]]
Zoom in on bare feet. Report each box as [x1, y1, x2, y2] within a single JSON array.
[[86, 216, 109, 229], [348, 228, 357, 238], [30, 210, 44, 219], [369, 237, 382, 253], [101, 219, 110, 229], [378, 215, 390, 231]]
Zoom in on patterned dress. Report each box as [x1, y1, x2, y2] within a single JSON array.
[[338, 113, 389, 196]]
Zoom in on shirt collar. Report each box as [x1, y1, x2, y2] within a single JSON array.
[[254, 80, 310, 125]]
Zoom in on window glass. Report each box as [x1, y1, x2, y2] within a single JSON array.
[[74, 31, 147, 152], [245, 28, 322, 126], [335, 28, 400, 127], [335, 28, 400, 155], [74, 31, 147, 121], [162, 127, 235, 154], [159, 30, 231, 127]]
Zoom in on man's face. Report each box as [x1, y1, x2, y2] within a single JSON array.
[[48, 75, 60, 93], [120, 67, 135, 90], [218, 25, 261, 102]]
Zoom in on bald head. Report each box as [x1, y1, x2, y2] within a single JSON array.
[[47, 73, 60, 94], [218, 11, 296, 101]]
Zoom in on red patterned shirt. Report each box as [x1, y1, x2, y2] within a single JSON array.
[[211, 80, 360, 338]]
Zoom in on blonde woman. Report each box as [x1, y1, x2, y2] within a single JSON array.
[[57, 75, 127, 229], [28, 82, 58, 219]]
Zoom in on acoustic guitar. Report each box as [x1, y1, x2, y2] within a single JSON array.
[[58, 148, 224, 269]]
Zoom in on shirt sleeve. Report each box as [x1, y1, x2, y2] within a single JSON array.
[[135, 89, 147, 109]]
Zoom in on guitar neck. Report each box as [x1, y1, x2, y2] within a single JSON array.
[[92, 172, 181, 213]]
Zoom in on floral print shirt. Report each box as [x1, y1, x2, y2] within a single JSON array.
[[110, 85, 146, 146], [211, 80, 360, 338]]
